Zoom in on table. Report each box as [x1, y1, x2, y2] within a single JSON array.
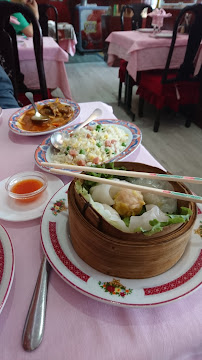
[[106, 30, 202, 82], [48, 21, 77, 56], [1, 102, 202, 360], [17, 36, 72, 99], [58, 23, 77, 56]]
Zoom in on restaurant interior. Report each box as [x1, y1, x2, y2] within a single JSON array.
[[0, 0, 202, 359]]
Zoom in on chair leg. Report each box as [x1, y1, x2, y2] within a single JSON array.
[[184, 104, 193, 128], [153, 109, 161, 132], [118, 81, 122, 106], [185, 116, 191, 128], [127, 75, 133, 111], [138, 97, 144, 117], [179, 104, 193, 128], [124, 71, 129, 105]]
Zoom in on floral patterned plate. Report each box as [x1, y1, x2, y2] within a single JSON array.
[[8, 98, 80, 136], [34, 119, 142, 173], [0, 224, 15, 314], [41, 184, 202, 307]]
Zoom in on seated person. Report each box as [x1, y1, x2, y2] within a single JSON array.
[[9, 0, 39, 37], [0, 65, 19, 108]]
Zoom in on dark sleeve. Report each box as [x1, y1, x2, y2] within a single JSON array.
[[0, 66, 19, 109]]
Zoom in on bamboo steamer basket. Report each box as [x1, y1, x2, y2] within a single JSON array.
[[68, 162, 197, 279]]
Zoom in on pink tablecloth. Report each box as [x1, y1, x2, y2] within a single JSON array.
[[0, 102, 202, 360], [59, 38, 77, 56], [17, 36, 72, 99], [106, 30, 202, 81]]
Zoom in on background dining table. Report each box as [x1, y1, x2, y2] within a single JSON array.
[[106, 30, 202, 82], [17, 36, 72, 99], [0, 101, 202, 360], [57, 23, 77, 56], [48, 21, 77, 56]]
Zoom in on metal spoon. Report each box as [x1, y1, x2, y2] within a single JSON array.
[[25, 92, 49, 121], [51, 108, 102, 150], [22, 256, 51, 351]]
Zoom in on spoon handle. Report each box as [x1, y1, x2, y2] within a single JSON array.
[[25, 92, 38, 113], [76, 108, 102, 132], [22, 256, 51, 351]]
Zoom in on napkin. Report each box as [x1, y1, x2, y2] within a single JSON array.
[[10, 16, 20, 25], [148, 8, 172, 29]]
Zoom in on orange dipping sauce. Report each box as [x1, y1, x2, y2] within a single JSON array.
[[11, 179, 44, 202]]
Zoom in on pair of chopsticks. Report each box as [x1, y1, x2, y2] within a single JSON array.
[[42, 162, 202, 204]]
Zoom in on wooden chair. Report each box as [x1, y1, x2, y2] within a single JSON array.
[[38, 3, 59, 44], [0, 1, 48, 105], [137, 4, 202, 132], [118, 3, 152, 110]]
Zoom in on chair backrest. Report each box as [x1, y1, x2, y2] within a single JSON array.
[[38, 3, 59, 44], [120, 4, 153, 31], [162, 4, 202, 83], [0, 1, 48, 100]]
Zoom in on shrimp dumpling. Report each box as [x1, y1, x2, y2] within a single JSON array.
[[127, 177, 177, 213], [90, 184, 115, 205], [91, 202, 129, 232], [129, 204, 169, 232], [90, 182, 122, 206], [113, 189, 145, 217]]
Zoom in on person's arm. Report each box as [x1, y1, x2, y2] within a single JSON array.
[[23, 0, 39, 37], [0, 66, 19, 109], [11, 0, 39, 37], [21, 23, 34, 37]]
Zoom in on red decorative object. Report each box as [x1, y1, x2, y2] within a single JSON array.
[[198, 207, 202, 215]]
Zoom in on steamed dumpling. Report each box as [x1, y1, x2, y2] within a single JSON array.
[[127, 177, 177, 213], [90, 180, 123, 206], [90, 184, 115, 205], [129, 204, 169, 232], [90, 202, 129, 232], [113, 189, 145, 217], [143, 193, 177, 214]]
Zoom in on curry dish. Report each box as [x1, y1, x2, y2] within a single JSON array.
[[18, 99, 74, 132]]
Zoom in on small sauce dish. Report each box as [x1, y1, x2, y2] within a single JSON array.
[[5, 171, 48, 202]]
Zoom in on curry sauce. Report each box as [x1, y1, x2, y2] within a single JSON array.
[[18, 100, 74, 132]]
